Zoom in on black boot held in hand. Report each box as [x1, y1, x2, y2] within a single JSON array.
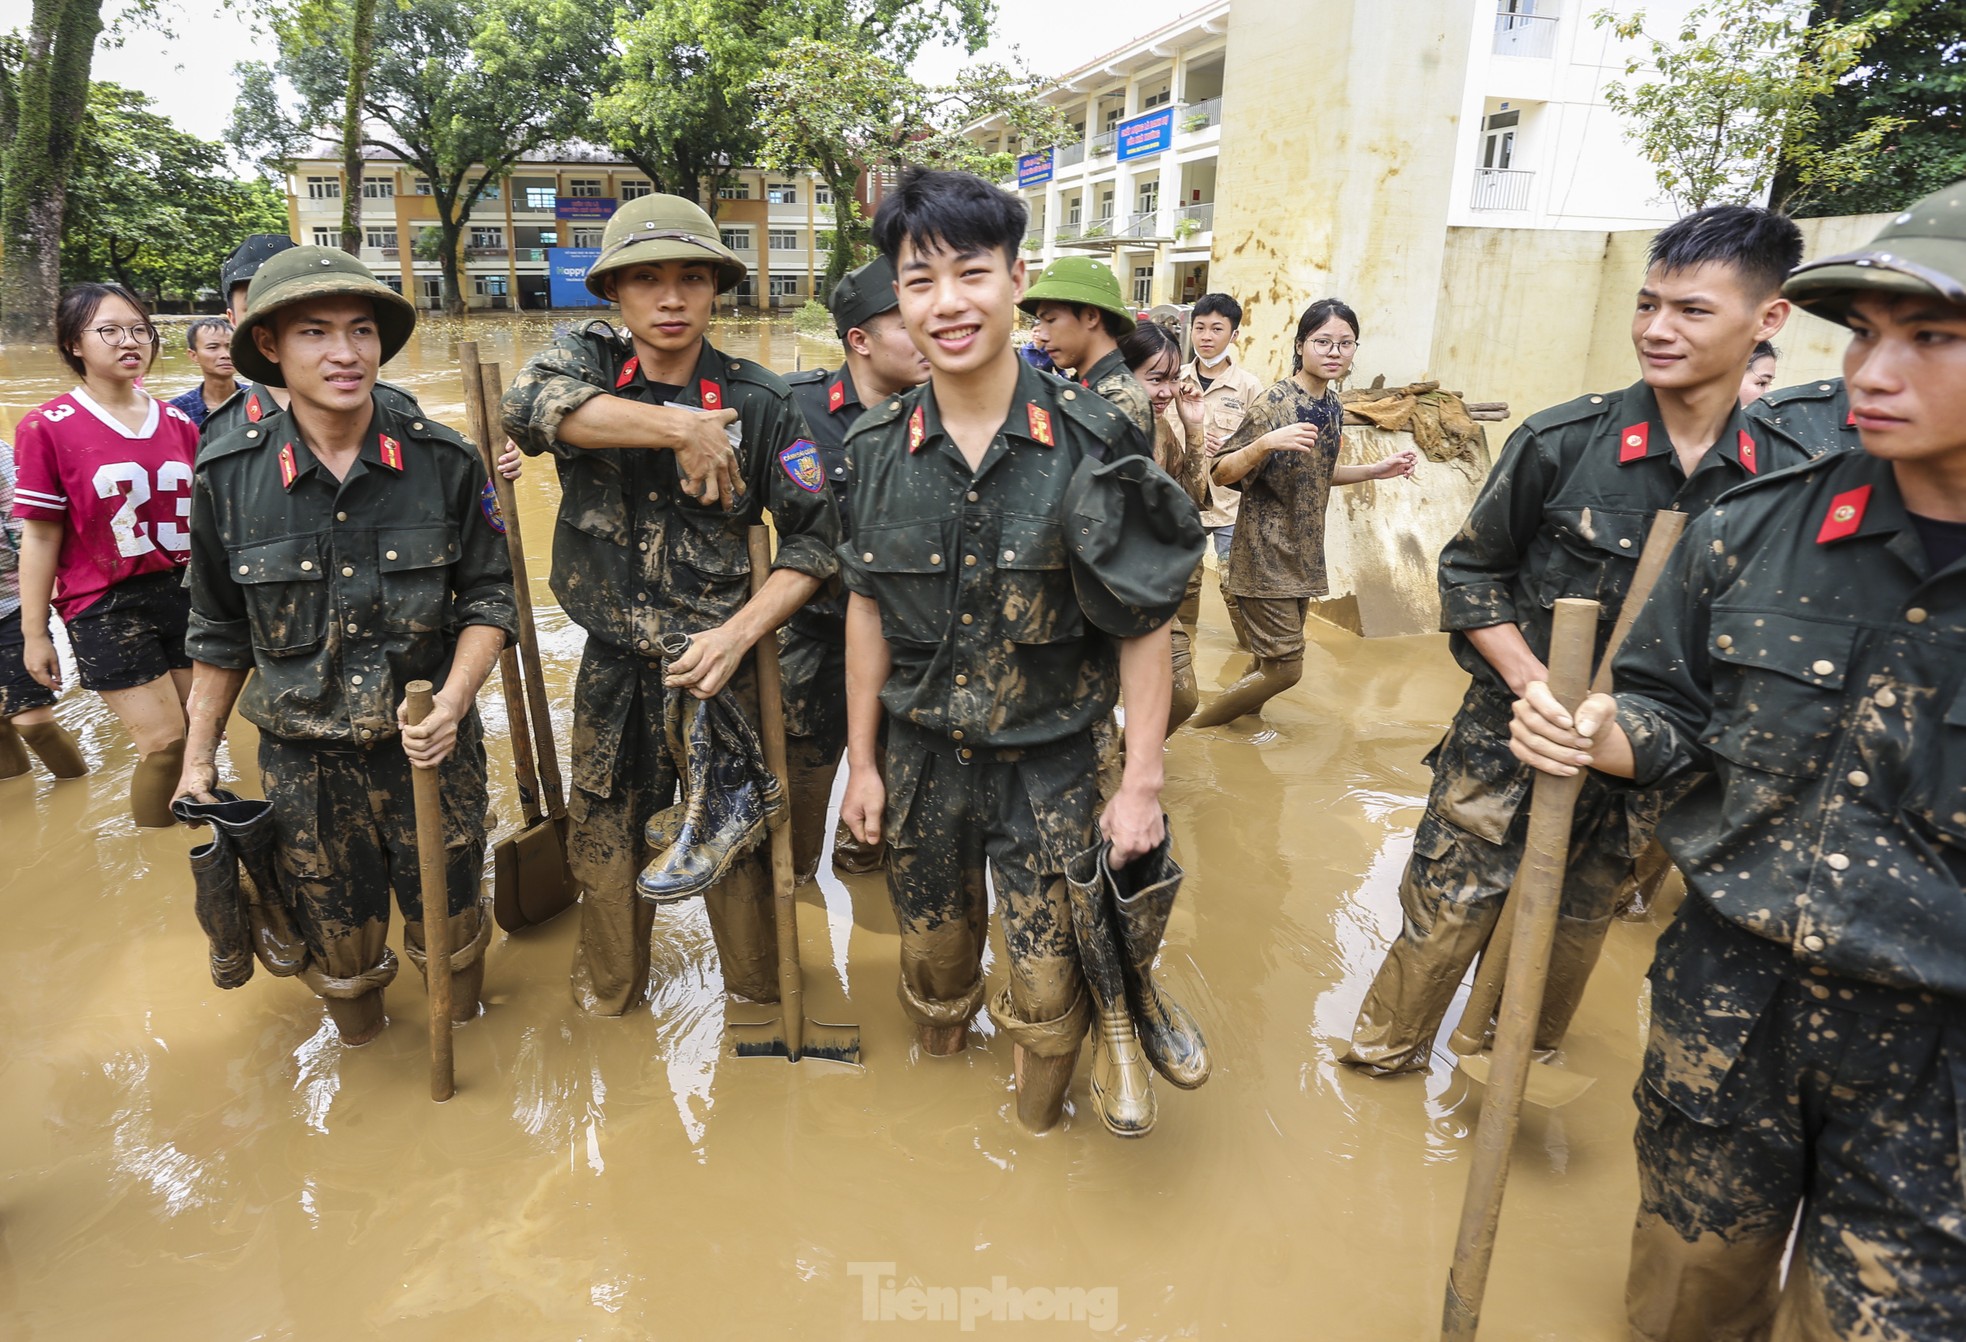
[[1067, 843, 1157, 1138], [1106, 829, 1211, 1090]]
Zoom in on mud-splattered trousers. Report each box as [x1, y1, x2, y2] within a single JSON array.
[[502, 329, 840, 1015], [185, 397, 516, 1008], [1604, 448, 1966, 1341], [839, 359, 1150, 1049], [1344, 381, 1802, 1073]]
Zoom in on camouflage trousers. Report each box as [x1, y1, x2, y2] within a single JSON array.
[[1343, 686, 1671, 1074], [565, 640, 777, 1015], [259, 712, 488, 1010], [882, 724, 1095, 1057], [779, 627, 884, 881], [1630, 899, 1966, 1342]]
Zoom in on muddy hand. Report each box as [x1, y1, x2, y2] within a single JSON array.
[[1264, 423, 1320, 453], [676, 409, 742, 509], [495, 439, 524, 481], [398, 691, 464, 768], [173, 757, 222, 808], [1376, 449, 1419, 480], [662, 623, 744, 698], [840, 765, 885, 848], [1100, 788, 1165, 868], [22, 632, 61, 692], [1509, 682, 1617, 777]]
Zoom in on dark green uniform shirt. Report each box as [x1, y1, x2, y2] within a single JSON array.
[[1080, 346, 1155, 448], [499, 325, 841, 656], [784, 365, 863, 645], [1743, 377, 1859, 461], [200, 379, 423, 459], [185, 394, 517, 744], [1440, 380, 1809, 700], [1613, 449, 1966, 1000], [839, 360, 1144, 751]]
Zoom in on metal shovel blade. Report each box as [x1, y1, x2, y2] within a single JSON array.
[[491, 814, 577, 933], [727, 1015, 863, 1066], [1456, 1049, 1595, 1108]]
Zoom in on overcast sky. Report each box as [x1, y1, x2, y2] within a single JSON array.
[[90, 0, 1200, 150]]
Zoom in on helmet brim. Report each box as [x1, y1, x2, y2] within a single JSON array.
[[1784, 238, 1966, 326], [584, 236, 748, 298]]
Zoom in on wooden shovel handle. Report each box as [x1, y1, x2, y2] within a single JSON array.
[[405, 680, 455, 1102], [748, 526, 805, 1059]]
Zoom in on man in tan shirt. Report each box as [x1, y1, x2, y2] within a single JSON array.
[[1180, 293, 1265, 649]]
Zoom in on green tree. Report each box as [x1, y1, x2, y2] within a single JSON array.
[[1593, 0, 1907, 213], [0, 0, 109, 339], [61, 82, 289, 303], [751, 39, 1067, 294], [233, 0, 607, 315], [1776, 0, 1966, 217]]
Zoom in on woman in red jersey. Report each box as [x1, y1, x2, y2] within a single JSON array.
[[10, 283, 198, 825]]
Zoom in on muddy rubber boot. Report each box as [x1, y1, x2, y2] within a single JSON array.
[[832, 816, 887, 874], [0, 723, 28, 780], [1067, 844, 1156, 1137], [917, 1022, 968, 1055], [304, 947, 399, 1046], [202, 791, 307, 977], [174, 797, 255, 989], [1167, 626, 1199, 734], [129, 740, 185, 828], [405, 905, 493, 1024], [18, 721, 87, 778], [989, 983, 1090, 1135], [1107, 836, 1211, 1090], [636, 686, 783, 903], [1189, 657, 1303, 728]]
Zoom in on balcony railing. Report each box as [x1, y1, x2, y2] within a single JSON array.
[[1055, 222, 1082, 242], [1023, 230, 1046, 251], [1055, 141, 1085, 169], [466, 245, 509, 258], [1178, 97, 1223, 134], [1088, 131, 1117, 158], [1173, 201, 1214, 238], [1470, 167, 1534, 211], [1492, 6, 1557, 58], [1116, 210, 1160, 241]]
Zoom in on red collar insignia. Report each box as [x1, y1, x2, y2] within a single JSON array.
[[246, 392, 263, 423], [1737, 429, 1758, 474], [278, 442, 298, 490], [699, 378, 723, 410], [1845, 409, 1857, 427], [1027, 404, 1055, 446], [828, 378, 846, 413], [907, 405, 926, 453], [1815, 485, 1872, 544], [615, 357, 639, 389], [377, 434, 404, 472], [1618, 422, 1649, 464]]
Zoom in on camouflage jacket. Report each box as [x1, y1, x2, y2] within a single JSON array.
[[1612, 448, 1966, 1000], [500, 325, 840, 658], [839, 359, 1145, 751], [1079, 346, 1156, 448], [185, 393, 516, 744], [1216, 378, 1345, 599], [200, 379, 423, 460], [783, 364, 866, 644], [1743, 376, 1859, 461], [1441, 380, 1808, 700]]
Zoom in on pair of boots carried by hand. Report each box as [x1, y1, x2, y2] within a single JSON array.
[[172, 790, 309, 989], [1068, 829, 1211, 1138]]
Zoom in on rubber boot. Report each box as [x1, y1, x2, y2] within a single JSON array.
[[1167, 625, 1199, 734], [1067, 844, 1157, 1137], [1189, 657, 1303, 729], [405, 905, 493, 1025], [832, 816, 886, 874], [18, 721, 87, 778], [989, 983, 1089, 1134], [174, 797, 255, 989], [303, 947, 399, 1046], [636, 678, 783, 903], [1107, 836, 1211, 1089], [0, 723, 28, 779], [200, 791, 307, 977], [130, 740, 185, 828]]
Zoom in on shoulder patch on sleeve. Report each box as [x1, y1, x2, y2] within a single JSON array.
[[778, 438, 825, 492]]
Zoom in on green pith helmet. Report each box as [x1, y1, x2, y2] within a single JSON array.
[[584, 194, 747, 297], [1784, 179, 1966, 324], [1020, 256, 1134, 324], [830, 255, 899, 338], [229, 246, 417, 388]]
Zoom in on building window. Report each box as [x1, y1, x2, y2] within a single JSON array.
[[474, 275, 508, 296], [568, 178, 603, 198], [306, 175, 340, 200], [311, 227, 337, 247], [720, 227, 751, 251], [420, 277, 443, 302], [524, 186, 556, 211], [1103, 106, 1122, 132], [470, 226, 504, 249], [571, 227, 603, 248], [538, 229, 558, 247], [1137, 180, 1158, 214], [414, 177, 433, 195], [366, 228, 397, 250], [767, 183, 798, 204], [620, 180, 652, 200], [381, 275, 403, 294], [718, 181, 751, 200], [768, 229, 800, 251], [1143, 85, 1172, 109], [361, 177, 395, 199], [470, 179, 500, 202], [769, 275, 801, 299], [814, 184, 832, 205], [1132, 266, 1153, 307]]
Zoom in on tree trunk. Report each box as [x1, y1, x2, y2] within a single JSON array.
[[1, 0, 106, 340], [337, 0, 379, 255], [822, 170, 862, 300], [439, 215, 467, 317]]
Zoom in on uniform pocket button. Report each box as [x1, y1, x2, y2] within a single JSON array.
[[341, 566, 355, 578], [1847, 770, 1869, 787], [1906, 607, 1929, 624], [1802, 933, 1827, 952], [1825, 853, 1850, 871], [1811, 659, 1834, 676]]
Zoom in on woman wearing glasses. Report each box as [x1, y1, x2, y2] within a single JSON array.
[[1191, 299, 1417, 728], [10, 283, 197, 825]]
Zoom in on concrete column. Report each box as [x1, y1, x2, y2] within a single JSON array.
[[1209, 0, 1470, 382]]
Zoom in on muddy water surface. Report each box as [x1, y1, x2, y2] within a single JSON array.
[[2, 316, 1662, 1339]]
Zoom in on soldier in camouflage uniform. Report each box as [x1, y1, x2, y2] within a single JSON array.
[[1342, 206, 1812, 1076], [780, 255, 928, 880], [176, 247, 516, 1043], [1021, 257, 1155, 448], [500, 194, 840, 1015], [837, 168, 1197, 1133], [1746, 375, 1861, 460], [1510, 181, 1966, 1342]]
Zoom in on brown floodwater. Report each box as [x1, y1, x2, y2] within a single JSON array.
[[0, 315, 1664, 1340]]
